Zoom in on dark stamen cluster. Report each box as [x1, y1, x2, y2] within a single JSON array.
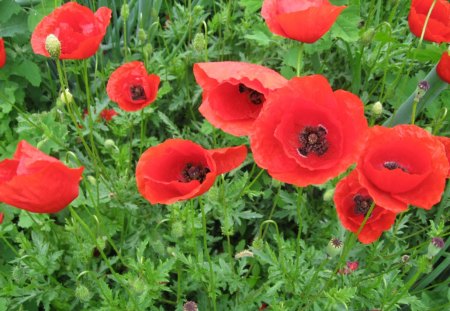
[[383, 161, 408, 173], [180, 163, 210, 183], [298, 125, 328, 157], [238, 83, 265, 105], [130, 85, 147, 101], [353, 194, 373, 216]]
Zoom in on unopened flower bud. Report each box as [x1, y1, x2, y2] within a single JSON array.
[[327, 237, 343, 257], [323, 188, 335, 202], [104, 139, 118, 151], [428, 237, 445, 258], [45, 34, 61, 59], [360, 28, 376, 46], [371, 101, 383, 117], [143, 43, 153, 58], [252, 237, 264, 250], [75, 285, 92, 302], [120, 3, 129, 20], [60, 88, 74, 105], [87, 176, 97, 186], [192, 33, 206, 53], [171, 221, 184, 238], [235, 249, 254, 259], [183, 301, 198, 311], [138, 28, 147, 42], [415, 81, 430, 102]]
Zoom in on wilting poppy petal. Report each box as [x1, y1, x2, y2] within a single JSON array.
[[250, 75, 368, 187], [194, 62, 287, 136], [107, 61, 160, 112], [136, 139, 247, 204], [0, 38, 6, 68], [408, 0, 450, 43], [334, 170, 397, 244], [261, 0, 346, 43], [0, 141, 84, 213], [357, 125, 449, 212], [31, 2, 111, 59], [437, 51, 450, 84]]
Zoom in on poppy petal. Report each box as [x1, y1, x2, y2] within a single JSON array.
[[208, 145, 247, 175]]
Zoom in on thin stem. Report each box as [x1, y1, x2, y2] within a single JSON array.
[[296, 43, 304, 76]]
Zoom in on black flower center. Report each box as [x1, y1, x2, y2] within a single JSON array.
[[353, 194, 373, 216], [130, 85, 147, 101], [298, 125, 329, 157], [238, 83, 265, 105], [180, 163, 210, 183], [383, 161, 409, 173]]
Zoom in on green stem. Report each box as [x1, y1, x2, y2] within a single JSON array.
[[296, 43, 304, 76]]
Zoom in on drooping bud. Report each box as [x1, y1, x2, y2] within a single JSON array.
[[326, 237, 343, 257], [360, 28, 376, 46], [120, 3, 129, 20], [87, 176, 97, 186], [104, 139, 118, 151], [75, 285, 92, 302], [138, 28, 147, 43], [252, 237, 264, 250], [171, 221, 184, 238], [371, 101, 383, 117], [192, 33, 206, 53], [428, 237, 445, 258], [60, 88, 74, 105], [45, 34, 61, 59]]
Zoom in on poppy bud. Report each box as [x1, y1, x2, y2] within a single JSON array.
[[192, 33, 206, 53], [143, 43, 153, 59], [428, 237, 445, 258], [360, 28, 376, 46], [45, 34, 61, 59], [235, 250, 254, 259], [371, 101, 383, 117], [326, 237, 343, 257], [138, 28, 147, 42], [60, 88, 74, 105], [87, 176, 97, 186], [104, 139, 118, 151], [171, 221, 184, 238], [183, 301, 198, 311], [75, 285, 92, 302], [120, 3, 129, 20], [252, 237, 264, 250], [323, 188, 335, 202], [414, 80, 430, 102]]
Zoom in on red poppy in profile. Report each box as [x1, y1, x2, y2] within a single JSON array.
[[334, 171, 397, 244], [437, 51, 450, 84], [0, 38, 6, 68], [193, 62, 287, 137], [408, 0, 450, 43], [261, 0, 346, 43], [107, 61, 160, 112], [0, 141, 84, 213], [436, 136, 450, 178], [31, 2, 112, 59], [136, 139, 247, 204], [357, 125, 449, 213], [250, 75, 368, 187]]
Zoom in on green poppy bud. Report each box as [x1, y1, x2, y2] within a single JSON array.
[[75, 285, 92, 302], [60, 88, 74, 105], [45, 34, 61, 59]]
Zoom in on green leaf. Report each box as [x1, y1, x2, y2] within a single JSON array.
[[0, 12, 29, 37], [331, 6, 361, 42], [0, 0, 21, 22], [12, 60, 42, 87], [18, 211, 34, 229]]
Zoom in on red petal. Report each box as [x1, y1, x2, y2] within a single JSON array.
[[436, 136, 450, 178], [0, 38, 6, 68], [408, 0, 450, 43], [437, 51, 450, 84], [208, 145, 247, 175]]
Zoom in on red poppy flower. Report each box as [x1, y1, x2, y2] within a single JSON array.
[[193, 62, 287, 137], [0, 213, 3, 224], [0, 38, 5, 68], [107, 61, 160, 112], [99, 109, 118, 121], [250, 75, 368, 187], [436, 136, 450, 178], [357, 125, 449, 213], [408, 0, 450, 43], [0, 141, 84, 213], [31, 2, 111, 59], [261, 0, 346, 43], [437, 51, 450, 84], [136, 139, 247, 204], [334, 171, 397, 244]]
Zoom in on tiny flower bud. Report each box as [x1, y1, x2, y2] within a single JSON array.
[[104, 139, 118, 151], [327, 237, 343, 257], [192, 33, 206, 53], [75, 285, 92, 302], [252, 237, 264, 250], [371, 101, 383, 117], [235, 249, 254, 259], [60, 88, 74, 104], [138, 28, 147, 42], [401, 254, 410, 263], [428, 237, 445, 258], [323, 188, 335, 202], [415, 81, 430, 102], [171, 221, 184, 238], [183, 301, 198, 311], [45, 34, 61, 59], [143, 43, 153, 58], [360, 28, 376, 46], [120, 3, 129, 20], [87, 176, 97, 186], [347, 261, 359, 271]]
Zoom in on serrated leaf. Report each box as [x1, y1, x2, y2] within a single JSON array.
[[0, 12, 28, 37], [331, 6, 361, 42], [12, 60, 42, 86], [18, 211, 34, 229]]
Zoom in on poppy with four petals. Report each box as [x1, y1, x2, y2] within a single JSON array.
[[0, 38, 5, 68], [136, 139, 247, 204], [193, 62, 287, 136], [250, 75, 368, 187], [0, 141, 84, 213], [437, 51, 450, 84], [334, 170, 397, 244], [107, 61, 160, 112], [261, 0, 346, 43], [31, 2, 112, 59], [408, 0, 450, 43], [356, 125, 449, 213]]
